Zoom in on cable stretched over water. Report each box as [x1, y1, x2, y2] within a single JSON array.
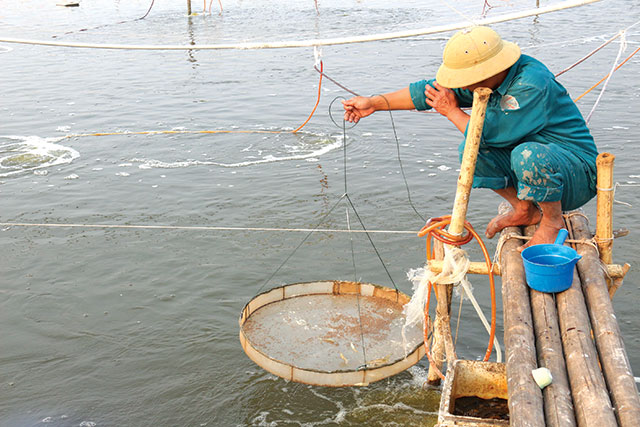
[[0, 0, 601, 50], [0, 222, 416, 234]]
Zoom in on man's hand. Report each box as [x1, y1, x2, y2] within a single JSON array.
[[424, 82, 459, 118], [342, 96, 376, 123]]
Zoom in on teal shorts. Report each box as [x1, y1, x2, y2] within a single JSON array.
[[460, 141, 596, 211]]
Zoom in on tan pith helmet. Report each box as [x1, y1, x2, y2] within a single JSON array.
[[436, 26, 521, 88]]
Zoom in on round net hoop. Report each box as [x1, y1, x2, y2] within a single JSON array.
[[239, 280, 425, 387]]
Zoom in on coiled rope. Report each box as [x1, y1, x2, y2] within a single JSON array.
[[415, 215, 498, 380]]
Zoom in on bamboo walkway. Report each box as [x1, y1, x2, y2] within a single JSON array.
[[500, 215, 640, 426], [434, 154, 640, 426]]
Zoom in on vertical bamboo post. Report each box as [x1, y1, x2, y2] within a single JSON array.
[[187, 0, 192, 15], [569, 212, 640, 426], [427, 87, 491, 381], [499, 220, 544, 426], [447, 87, 492, 236], [427, 240, 447, 385], [595, 153, 615, 266]]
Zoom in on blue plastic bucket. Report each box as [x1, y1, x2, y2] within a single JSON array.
[[521, 229, 582, 293]]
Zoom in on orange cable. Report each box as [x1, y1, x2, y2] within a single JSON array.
[[417, 215, 497, 377], [574, 46, 640, 102], [292, 61, 323, 133]]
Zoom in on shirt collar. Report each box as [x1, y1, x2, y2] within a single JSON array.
[[495, 55, 522, 96]]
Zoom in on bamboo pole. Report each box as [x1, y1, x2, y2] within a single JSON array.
[[525, 226, 576, 427], [187, 0, 192, 15], [499, 221, 545, 426], [448, 87, 492, 236], [569, 213, 640, 426], [427, 259, 627, 278], [595, 153, 615, 265], [557, 221, 616, 426], [427, 239, 448, 385], [427, 87, 492, 379]]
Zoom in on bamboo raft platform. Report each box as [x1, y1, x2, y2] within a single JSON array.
[[495, 153, 640, 426], [432, 153, 640, 426], [418, 88, 639, 426]]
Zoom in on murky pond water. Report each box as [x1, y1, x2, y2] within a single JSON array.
[[1, 0, 639, 425]]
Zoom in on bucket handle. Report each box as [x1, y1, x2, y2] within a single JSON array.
[[554, 229, 569, 246]]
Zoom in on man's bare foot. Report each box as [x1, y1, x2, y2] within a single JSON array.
[[517, 200, 565, 251], [485, 202, 541, 239], [518, 223, 563, 252], [518, 217, 565, 252]]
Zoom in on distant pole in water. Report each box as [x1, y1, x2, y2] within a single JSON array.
[[187, 0, 192, 15]]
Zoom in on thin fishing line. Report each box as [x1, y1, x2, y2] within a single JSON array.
[[52, 0, 157, 39], [345, 194, 398, 292], [138, 0, 156, 20], [346, 205, 369, 368], [346, 208, 358, 282], [343, 116, 348, 194], [256, 193, 347, 294], [586, 32, 627, 123], [341, 114, 368, 370], [377, 94, 427, 223], [314, 65, 359, 97], [438, 0, 479, 25], [354, 287, 368, 370], [329, 96, 357, 130], [0, 222, 416, 234], [328, 90, 425, 222], [330, 96, 399, 291]]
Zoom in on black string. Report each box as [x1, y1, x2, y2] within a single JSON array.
[[376, 94, 427, 223], [256, 194, 347, 294], [259, 96, 401, 294]]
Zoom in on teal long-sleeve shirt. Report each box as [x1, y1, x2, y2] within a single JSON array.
[[408, 54, 598, 179]]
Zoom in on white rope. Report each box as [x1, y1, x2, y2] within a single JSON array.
[[404, 245, 502, 363], [0, 221, 416, 234], [437, 0, 479, 26], [0, 0, 601, 50], [459, 273, 503, 363], [611, 182, 640, 207], [586, 31, 627, 124]]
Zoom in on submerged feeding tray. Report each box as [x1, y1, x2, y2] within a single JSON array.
[[239, 281, 425, 387]]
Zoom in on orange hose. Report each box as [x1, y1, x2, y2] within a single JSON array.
[[292, 61, 323, 133], [417, 215, 497, 372]]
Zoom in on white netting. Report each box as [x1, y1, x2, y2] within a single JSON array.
[[403, 245, 502, 362]]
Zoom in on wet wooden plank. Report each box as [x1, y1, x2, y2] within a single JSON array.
[[499, 223, 544, 426], [525, 225, 576, 427]]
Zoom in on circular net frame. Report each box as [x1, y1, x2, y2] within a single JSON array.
[[239, 280, 425, 387]]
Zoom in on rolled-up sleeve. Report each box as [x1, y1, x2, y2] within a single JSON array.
[[410, 78, 476, 111], [409, 79, 430, 111]]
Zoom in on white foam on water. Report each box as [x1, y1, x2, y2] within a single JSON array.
[[129, 135, 342, 169], [0, 135, 79, 178]]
